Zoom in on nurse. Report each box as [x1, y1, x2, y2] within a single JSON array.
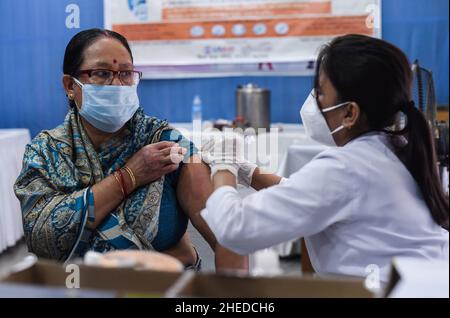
[[200, 34, 449, 282]]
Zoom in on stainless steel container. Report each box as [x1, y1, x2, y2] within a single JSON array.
[[236, 83, 271, 130]]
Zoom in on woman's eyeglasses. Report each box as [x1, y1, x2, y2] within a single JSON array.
[[76, 69, 142, 86]]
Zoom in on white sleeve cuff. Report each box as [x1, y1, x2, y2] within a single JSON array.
[[205, 186, 238, 212], [201, 186, 239, 228]]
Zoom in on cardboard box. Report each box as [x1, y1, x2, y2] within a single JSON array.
[[2, 256, 375, 298], [437, 105, 449, 122], [0, 282, 115, 298], [384, 257, 449, 298], [1, 257, 182, 298], [167, 271, 374, 298]]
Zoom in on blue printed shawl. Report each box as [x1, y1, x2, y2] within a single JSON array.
[[14, 107, 172, 261]]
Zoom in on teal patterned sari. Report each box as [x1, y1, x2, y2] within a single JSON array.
[[14, 107, 193, 261]]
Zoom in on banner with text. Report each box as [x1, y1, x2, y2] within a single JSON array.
[[104, 0, 381, 78]]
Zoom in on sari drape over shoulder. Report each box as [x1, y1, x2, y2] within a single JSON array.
[[14, 107, 188, 261]]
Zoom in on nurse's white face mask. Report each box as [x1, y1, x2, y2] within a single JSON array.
[[300, 90, 349, 146]]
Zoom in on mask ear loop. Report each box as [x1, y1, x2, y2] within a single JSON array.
[[321, 101, 351, 113], [70, 77, 84, 111], [330, 125, 345, 135], [322, 102, 351, 135], [72, 77, 84, 88]]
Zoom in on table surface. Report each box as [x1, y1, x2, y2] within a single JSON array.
[[0, 129, 31, 253], [0, 128, 31, 139]]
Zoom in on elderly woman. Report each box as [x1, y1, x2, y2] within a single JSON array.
[[14, 28, 247, 271]]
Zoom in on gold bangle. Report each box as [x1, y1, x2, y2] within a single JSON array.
[[123, 166, 137, 189], [112, 171, 125, 198]]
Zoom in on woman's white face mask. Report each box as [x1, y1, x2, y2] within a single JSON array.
[[299, 90, 349, 146]]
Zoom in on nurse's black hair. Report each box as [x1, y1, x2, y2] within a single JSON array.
[[315, 34, 449, 230], [63, 28, 133, 107]]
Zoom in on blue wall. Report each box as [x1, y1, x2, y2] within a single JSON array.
[[0, 0, 448, 137]]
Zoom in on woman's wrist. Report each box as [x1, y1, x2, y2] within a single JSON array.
[[110, 168, 136, 200], [121, 166, 137, 194], [112, 171, 126, 198]]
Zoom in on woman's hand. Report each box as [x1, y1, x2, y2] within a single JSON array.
[[125, 141, 187, 190]]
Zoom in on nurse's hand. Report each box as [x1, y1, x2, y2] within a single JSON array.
[[202, 134, 257, 187], [125, 141, 187, 189], [237, 160, 258, 187], [201, 133, 243, 179]]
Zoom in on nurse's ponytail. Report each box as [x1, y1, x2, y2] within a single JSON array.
[[398, 101, 449, 230], [316, 34, 449, 230]]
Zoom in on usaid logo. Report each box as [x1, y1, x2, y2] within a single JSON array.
[[128, 0, 149, 21], [365, 3, 381, 30]]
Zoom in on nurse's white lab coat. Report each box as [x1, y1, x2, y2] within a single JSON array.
[[201, 132, 449, 282]]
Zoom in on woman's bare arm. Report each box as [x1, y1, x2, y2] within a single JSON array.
[[250, 167, 283, 190], [176, 155, 248, 272]]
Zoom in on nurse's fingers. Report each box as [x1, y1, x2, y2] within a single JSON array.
[[161, 153, 185, 165], [159, 145, 186, 156], [201, 138, 215, 151]]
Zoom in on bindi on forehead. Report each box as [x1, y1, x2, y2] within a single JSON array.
[[113, 59, 117, 64]]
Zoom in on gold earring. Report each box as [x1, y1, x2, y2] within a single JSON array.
[[68, 93, 74, 100]]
